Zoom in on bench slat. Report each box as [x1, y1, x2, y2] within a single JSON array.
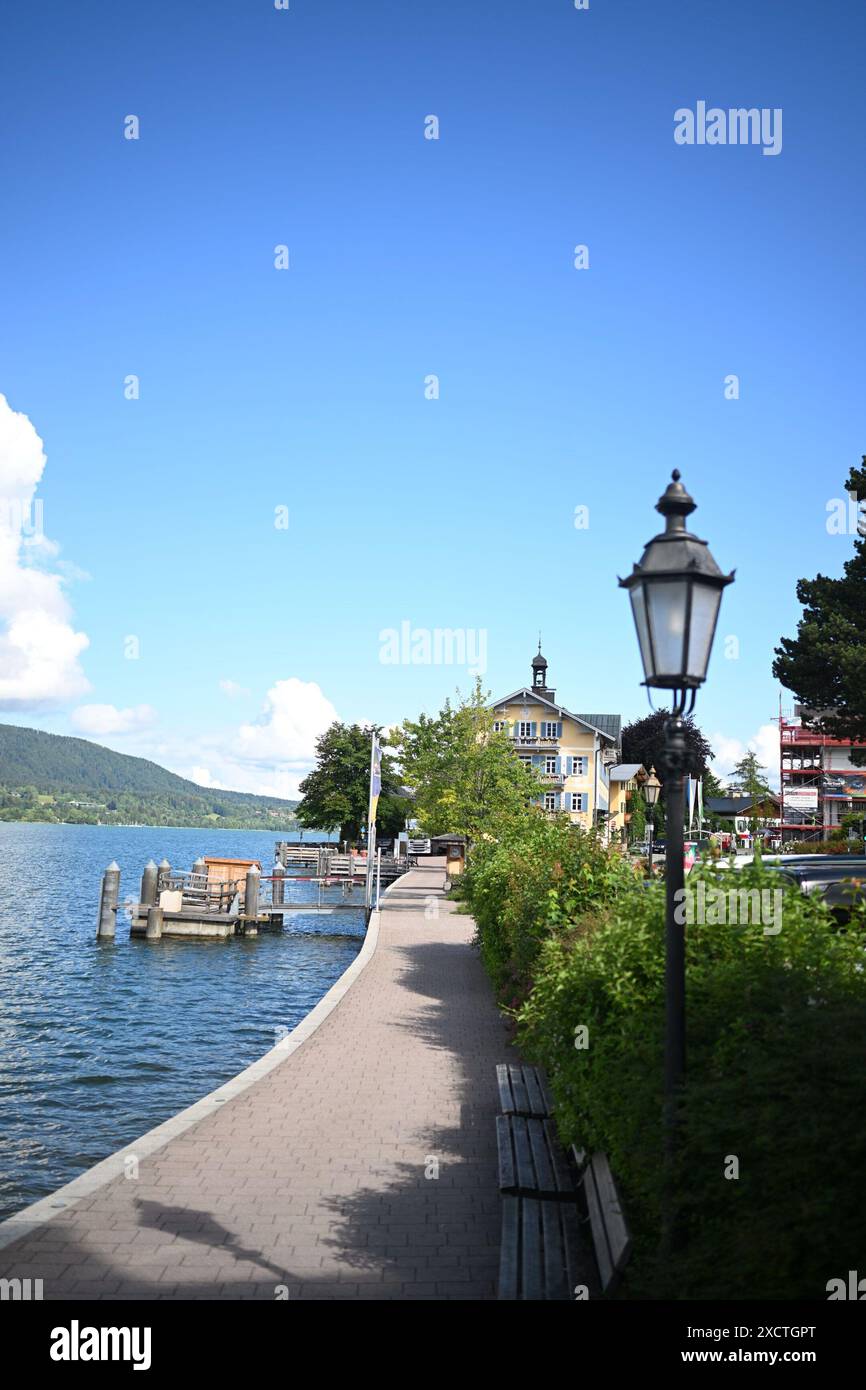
[[496, 1063, 513, 1115], [496, 1114, 517, 1193], [512, 1116, 536, 1192], [509, 1067, 531, 1118], [544, 1120, 576, 1195], [526, 1117, 557, 1194], [521, 1197, 545, 1301], [590, 1151, 632, 1273], [540, 1198, 570, 1300], [583, 1155, 615, 1293], [523, 1067, 547, 1116], [498, 1195, 521, 1301]]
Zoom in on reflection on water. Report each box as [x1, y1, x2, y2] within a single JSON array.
[[0, 824, 364, 1220]]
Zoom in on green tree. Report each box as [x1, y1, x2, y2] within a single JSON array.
[[729, 751, 773, 836], [295, 722, 406, 846], [621, 711, 714, 788], [397, 679, 542, 843], [626, 790, 646, 845], [773, 456, 866, 762]]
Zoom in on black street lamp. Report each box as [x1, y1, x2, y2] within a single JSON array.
[[643, 767, 662, 877], [620, 471, 734, 1137]]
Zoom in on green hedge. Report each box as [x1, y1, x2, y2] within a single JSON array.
[[465, 823, 866, 1298], [459, 817, 632, 1008], [781, 839, 865, 854]]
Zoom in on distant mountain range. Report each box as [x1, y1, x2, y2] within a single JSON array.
[[0, 723, 299, 829]]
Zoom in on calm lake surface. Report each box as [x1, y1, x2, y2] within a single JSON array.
[[0, 823, 364, 1221]]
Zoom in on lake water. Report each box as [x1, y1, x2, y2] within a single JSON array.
[[0, 823, 365, 1221]]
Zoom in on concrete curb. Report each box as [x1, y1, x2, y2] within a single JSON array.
[[0, 874, 409, 1253]]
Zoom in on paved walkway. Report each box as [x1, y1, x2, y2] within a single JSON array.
[[0, 862, 516, 1299]]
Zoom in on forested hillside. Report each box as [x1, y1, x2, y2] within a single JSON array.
[[0, 724, 298, 828]]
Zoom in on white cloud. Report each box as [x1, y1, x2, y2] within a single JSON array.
[[237, 678, 338, 765], [218, 679, 251, 698], [71, 703, 158, 736], [0, 395, 90, 707], [112, 678, 341, 799], [709, 722, 780, 788]]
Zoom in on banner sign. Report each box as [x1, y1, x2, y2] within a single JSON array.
[[784, 789, 819, 811]]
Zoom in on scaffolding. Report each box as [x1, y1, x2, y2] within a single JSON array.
[[779, 703, 866, 845]]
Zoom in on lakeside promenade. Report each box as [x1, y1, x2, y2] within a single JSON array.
[[0, 861, 515, 1300]]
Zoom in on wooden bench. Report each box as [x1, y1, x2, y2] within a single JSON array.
[[495, 1065, 632, 1299], [498, 1195, 585, 1301], [497, 1114, 576, 1200], [496, 1062, 553, 1119], [579, 1149, 632, 1295]]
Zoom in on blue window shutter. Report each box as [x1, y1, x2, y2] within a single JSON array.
[[532, 754, 542, 768], [556, 756, 561, 775], [530, 721, 537, 736], [557, 722, 562, 738]]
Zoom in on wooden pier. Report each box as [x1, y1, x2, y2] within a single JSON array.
[[96, 845, 409, 941]]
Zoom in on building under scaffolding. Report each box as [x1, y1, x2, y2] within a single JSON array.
[[780, 704, 866, 844]]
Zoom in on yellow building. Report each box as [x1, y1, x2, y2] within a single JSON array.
[[606, 764, 650, 843], [490, 646, 621, 831]]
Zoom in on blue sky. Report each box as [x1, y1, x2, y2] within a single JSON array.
[[1, 0, 864, 795]]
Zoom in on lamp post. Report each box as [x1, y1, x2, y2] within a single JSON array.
[[619, 471, 734, 1141], [643, 768, 662, 877]]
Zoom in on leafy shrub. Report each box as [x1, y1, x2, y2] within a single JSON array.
[[515, 858, 866, 1299], [462, 815, 632, 1008]]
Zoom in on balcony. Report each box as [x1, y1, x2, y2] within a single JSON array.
[[510, 735, 559, 750]]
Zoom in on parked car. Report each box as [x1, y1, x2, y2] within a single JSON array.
[[735, 854, 866, 923]]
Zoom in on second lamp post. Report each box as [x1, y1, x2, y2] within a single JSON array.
[[620, 470, 733, 1126]]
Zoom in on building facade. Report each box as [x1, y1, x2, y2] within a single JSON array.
[[606, 764, 649, 843], [780, 705, 866, 843], [490, 647, 621, 830]]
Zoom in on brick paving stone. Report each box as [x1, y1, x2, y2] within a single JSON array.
[[0, 863, 515, 1300]]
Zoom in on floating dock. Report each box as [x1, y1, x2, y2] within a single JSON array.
[[96, 846, 409, 941]]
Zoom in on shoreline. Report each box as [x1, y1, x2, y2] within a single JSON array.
[[0, 897, 385, 1253]]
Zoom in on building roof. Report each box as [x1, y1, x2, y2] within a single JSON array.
[[608, 763, 645, 782], [490, 688, 618, 744], [576, 713, 622, 746], [706, 794, 780, 815]]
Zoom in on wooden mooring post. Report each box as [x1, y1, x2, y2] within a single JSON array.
[[244, 864, 260, 933], [146, 906, 164, 940], [96, 861, 121, 940], [272, 862, 285, 905], [140, 859, 159, 909]]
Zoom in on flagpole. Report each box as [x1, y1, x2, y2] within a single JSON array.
[[365, 731, 380, 914]]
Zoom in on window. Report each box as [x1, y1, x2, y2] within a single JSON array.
[[545, 756, 557, 775], [570, 756, 588, 777], [519, 756, 531, 767], [492, 720, 505, 733], [542, 721, 559, 738], [544, 792, 557, 812], [568, 793, 587, 813], [519, 721, 532, 738]]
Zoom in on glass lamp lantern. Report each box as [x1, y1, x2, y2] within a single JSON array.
[[643, 768, 662, 807], [619, 471, 734, 709]]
